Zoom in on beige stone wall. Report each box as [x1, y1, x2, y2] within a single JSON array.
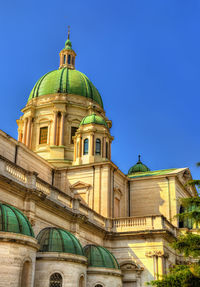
[[87, 267, 122, 287], [35, 253, 87, 287], [0, 232, 38, 287], [129, 175, 193, 227], [130, 177, 170, 218], [0, 130, 53, 184], [106, 236, 176, 287]]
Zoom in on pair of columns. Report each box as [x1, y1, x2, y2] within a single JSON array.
[[146, 250, 167, 279], [22, 117, 32, 148], [53, 111, 65, 146]]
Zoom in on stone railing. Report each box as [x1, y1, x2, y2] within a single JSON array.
[[5, 162, 27, 184], [0, 155, 177, 236], [111, 215, 177, 236], [36, 179, 51, 195]]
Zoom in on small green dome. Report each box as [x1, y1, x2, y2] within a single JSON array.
[[80, 114, 108, 128], [0, 203, 34, 237], [128, 155, 150, 175], [28, 68, 103, 108], [83, 244, 120, 269], [37, 227, 84, 255], [65, 39, 72, 50]]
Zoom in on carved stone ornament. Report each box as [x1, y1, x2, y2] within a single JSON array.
[[145, 250, 165, 257], [120, 261, 144, 272]]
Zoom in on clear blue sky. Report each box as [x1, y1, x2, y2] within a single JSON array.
[[0, 0, 200, 179]]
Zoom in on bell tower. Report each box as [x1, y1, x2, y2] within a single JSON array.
[[59, 26, 76, 70]]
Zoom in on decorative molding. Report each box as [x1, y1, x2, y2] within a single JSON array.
[[120, 261, 144, 273], [145, 250, 165, 257], [70, 181, 91, 190]]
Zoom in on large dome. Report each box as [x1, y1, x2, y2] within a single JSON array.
[[28, 67, 103, 108], [37, 227, 84, 255], [83, 244, 120, 269], [0, 203, 34, 237]]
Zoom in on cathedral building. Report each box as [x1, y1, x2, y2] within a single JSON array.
[[0, 30, 197, 287]]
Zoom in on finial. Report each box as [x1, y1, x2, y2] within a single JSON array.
[[138, 154, 141, 162], [68, 25, 70, 39]]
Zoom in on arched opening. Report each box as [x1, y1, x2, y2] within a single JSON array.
[[106, 142, 108, 158], [64, 55, 66, 64], [95, 285, 103, 287], [21, 261, 31, 287], [179, 205, 185, 228], [83, 138, 89, 155], [95, 138, 101, 155], [79, 275, 85, 287], [68, 55, 71, 64], [49, 273, 62, 287], [178, 205, 195, 229]]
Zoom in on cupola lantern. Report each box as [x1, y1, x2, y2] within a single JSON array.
[[59, 26, 76, 69]]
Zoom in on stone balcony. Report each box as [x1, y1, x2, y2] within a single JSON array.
[[0, 155, 177, 237]]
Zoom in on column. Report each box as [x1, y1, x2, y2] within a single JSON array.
[[53, 111, 58, 145], [79, 136, 82, 157], [103, 137, 106, 158], [26, 117, 32, 147], [59, 112, 65, 146], [89, 133, 94, 156], [74, 139, 77, 161], [109, 140, 111, 160], [22, 118, 28, 144]]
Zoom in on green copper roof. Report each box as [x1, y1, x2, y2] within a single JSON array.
[[28, 68, 103, 108], [0, 203, 34, 237], [128, 156, 150, 175], [64, 38, 73, 50], [128, 168, 178, 178], [83, 244, 120, 269], [37, 227, 84, 255], [80, 113, 108, 128]]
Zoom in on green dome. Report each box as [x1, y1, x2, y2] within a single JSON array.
[[0, 203, 34, 237], [37, 227, 84, 255], [80, 113, 108, 128], [28, 68, 103, 108], [128, 156, 150, 175], [83, 244, 120, 269]]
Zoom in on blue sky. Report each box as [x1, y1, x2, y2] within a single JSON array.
[[0, 0, 200, 179]]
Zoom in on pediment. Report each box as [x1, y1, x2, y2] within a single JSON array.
[[70, 181, 91, 190]]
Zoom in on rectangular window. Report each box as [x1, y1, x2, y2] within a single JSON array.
[[71, 127, 78, 144], [39, 127, 48, 144]]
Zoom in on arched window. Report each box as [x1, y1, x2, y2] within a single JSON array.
[[49, 273, 62, 287], [79, 275, 85, 287], [68, 55, 71, 64], [83, 138, 89, 155], [95, 138, 101, 155], [178, 205, 195, 229], [21, 261, 31, 287], [95, 285, 103, 287], [178, 205, 185, 228], [106, 142, 108, 158]]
